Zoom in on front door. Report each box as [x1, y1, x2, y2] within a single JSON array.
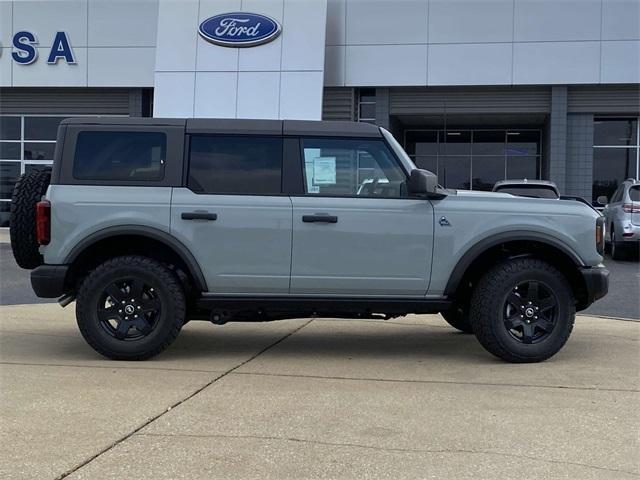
[[171, 135, 292, 294], [290, 137, 434, 296]]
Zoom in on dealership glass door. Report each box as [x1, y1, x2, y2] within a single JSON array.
[[592, 117, 639, 204], [403, 129, 542, 190]]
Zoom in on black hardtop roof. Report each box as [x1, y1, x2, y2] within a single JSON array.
[[60, 117, 382, 138]]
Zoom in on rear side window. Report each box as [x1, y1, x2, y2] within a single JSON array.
[[630, 186, 640, 202], [188, 136, 282, 195], [73, 131, 166, 181]]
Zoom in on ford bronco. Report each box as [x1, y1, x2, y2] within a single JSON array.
[[10, 118, 609, 362]]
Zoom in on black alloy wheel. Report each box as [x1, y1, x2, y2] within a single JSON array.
[[98, 278, 161, 341], [76, 255, 185, 360], [503, 280, 558, 344]]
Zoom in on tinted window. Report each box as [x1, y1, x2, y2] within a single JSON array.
[[301, 138, 406, 197], [73, 131, 166, 181], [630, 186, 640, 202], [188, 136, 282, 195]]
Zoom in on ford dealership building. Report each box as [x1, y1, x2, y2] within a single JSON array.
[[0, 0, 639, 226]]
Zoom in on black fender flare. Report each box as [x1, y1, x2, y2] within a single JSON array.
[[444, 230, 585, 296], [65, 225, 208, 292]]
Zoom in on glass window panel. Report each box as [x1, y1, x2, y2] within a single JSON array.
[[359, 103, 375, 120], [189, 136, 282, 194], [0, 117, 21, 140], [414, 156, 438, 176], [507, 156, 539, 179], [301, 138, 406, 197], [440, 131, 471, 155], [404, 131, 438, 156], [24, 116, 67, 140], [359, 88, 376, 103], [441, 156, 471, 190], [472, 156, 505, 191], [629, 186, 640, 202], [592, 148, 637, 203], [506, 131, 540, 156], [0, 142, 21, 160], [74, 131, 166, 181], [594, 118, 638, 146], [0, 201, 10, 227], [24, 142, 55, 160], [472, 131, 505, 156], [0, 162, 21, 199]]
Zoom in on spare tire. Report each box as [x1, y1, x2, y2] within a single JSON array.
[[10, 168, 51, 269]]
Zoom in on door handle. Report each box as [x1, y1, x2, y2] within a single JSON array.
[[181, 212, 217, 221], [302, 214, 338, 223]]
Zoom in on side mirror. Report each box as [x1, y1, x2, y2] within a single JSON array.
[[408, 169, 438, 196], [596, 195, 608, 206]]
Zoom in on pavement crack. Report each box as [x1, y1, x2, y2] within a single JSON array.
[[54, 319, 313, 480], [231, 371, 640, 393], [135, 432, 638, 476]]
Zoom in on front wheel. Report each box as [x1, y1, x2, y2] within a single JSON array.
[[469, 258, 575, 363], [76, 256, 186, 360]]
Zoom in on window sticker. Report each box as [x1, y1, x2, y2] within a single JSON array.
[[312, 157, 336, 185]]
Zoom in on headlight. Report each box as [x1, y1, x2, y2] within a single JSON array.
[[595, 217, 605, 255]]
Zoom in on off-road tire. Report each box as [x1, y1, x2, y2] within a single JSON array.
[[9, 169, 51, 269], [441, 305, 473, 333], [76, 255, 185, 360], [469, 258, 575, 363], [610, 229, 625, 261]]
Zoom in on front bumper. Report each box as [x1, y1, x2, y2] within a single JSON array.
[[31, 265, 69, 298], [578, 266, 609, 310]]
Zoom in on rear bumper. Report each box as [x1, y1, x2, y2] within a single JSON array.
[[578, 266, 609, 310], [31, 265, 69, 298]]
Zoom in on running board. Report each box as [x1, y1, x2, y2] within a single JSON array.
[[193, 296, 451, 322]]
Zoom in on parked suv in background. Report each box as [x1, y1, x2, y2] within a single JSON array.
[[10, 118, 608, 363], [599, 178, 640, 260]]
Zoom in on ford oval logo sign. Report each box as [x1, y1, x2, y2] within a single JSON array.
[[199, 12, 281, 47]]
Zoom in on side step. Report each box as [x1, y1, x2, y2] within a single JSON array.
[[194, 296, 452, 323]]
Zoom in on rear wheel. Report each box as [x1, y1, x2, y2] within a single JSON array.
[[610, 229, 626, 260], [9, 169, 51, 269], [469, 258, 575, 363], [76, 255, 185, 360]]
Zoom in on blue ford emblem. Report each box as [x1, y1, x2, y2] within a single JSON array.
[[199, 12, 281, 47]]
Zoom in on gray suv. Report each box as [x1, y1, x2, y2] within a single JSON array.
[[10, 118, 608, 363], [598, 178, 640, 260]]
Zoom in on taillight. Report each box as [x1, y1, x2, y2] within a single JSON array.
[[622, 203, 640, 213], [595, 217, 605, 255], [36, 200, 51, 245]]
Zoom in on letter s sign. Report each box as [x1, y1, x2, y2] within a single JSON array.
[[12, 31, 38, 64]]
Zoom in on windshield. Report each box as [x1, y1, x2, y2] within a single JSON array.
[[380, 127, 416, 172], [630, 186, 640, 202]]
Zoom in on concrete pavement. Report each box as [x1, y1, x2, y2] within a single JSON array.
[[0, 304, 639, 479]]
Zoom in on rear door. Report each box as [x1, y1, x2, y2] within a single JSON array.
[[171, 134, 292, 294], [289, 137, 434, 296]]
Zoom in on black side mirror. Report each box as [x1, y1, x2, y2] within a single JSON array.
[[596, 195, 608, 206], [408, 169, 438, 196]]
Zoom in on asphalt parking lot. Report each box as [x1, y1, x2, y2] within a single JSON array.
[[2, 237, 638, 319]]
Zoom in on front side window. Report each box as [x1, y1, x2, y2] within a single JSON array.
[[301, 138, 406, 197], [73, 131, 166, 181], [188, 136, 282, 195]]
